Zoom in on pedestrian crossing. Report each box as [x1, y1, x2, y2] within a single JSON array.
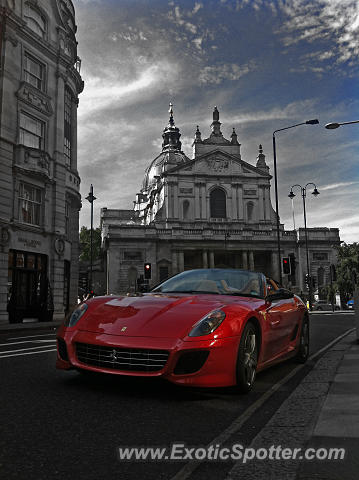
[[0, 332, 57, 359]]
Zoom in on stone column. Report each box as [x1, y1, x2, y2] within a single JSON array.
[[231, 184, 238, 219], [201, 184, 207, 219], [209, 251, 215, 268], [264, 186, 270, 221], [165, 182, 170, 220], [195, 183, 200, 219], [249, 251, 255, 271], [237, 185, 243, 220], [242, 251, 248, 270], [178, 251, 184, 272], [173, 183, 179, 219], [171, 250, 178, 275], [202, 250, 208, 268], [258, 187, 264, 220]]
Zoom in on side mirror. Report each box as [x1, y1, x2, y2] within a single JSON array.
[[266, 288, 294, 303]]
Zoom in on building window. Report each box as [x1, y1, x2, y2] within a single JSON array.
[[24, 3, 46, 38], [19, 112, 44, 149], [183, 200, 190, 220], [247, 202, 254, 221], [210, 188, 226, 218], [64, 87, 73, 167], [18, 182, 42, 226], [24, 53, 44, 90]]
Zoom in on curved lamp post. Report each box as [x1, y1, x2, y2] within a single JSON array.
[[325, 120, 359, 129], [85, 184, 96, 294], [288, 183, 320, 311], [273, 119, 319, 284]]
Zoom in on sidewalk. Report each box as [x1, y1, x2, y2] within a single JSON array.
[[297, 335, 359, 480], [227, 330, 358, 480], [0, 319, 63, 333]]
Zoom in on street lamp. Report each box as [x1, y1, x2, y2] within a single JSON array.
[[325, 119, 359, 342], [272, 119, 319, 284], [85, 184, 96, 294], [325, 120, 359, 129], [288, 183, 320, 311]]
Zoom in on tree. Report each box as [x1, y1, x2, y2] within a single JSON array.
[[334, 242, 359, 301], [79, 226, 102, 262]]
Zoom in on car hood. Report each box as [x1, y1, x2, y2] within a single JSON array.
[[78, 293, 247, 338]]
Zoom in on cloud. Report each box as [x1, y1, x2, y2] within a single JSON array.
[[276, 0, 359, 69], [320, 182, 359, 191], [78, 60, 179, 119], [199, 62, 256, 84]]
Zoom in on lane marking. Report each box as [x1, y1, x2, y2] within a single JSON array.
[[0, 339, 57, 347], [0, 344, 58, 355], [8, 333, 56, 340], [170, 327, 355, 480], [0, 349, 57, 359]]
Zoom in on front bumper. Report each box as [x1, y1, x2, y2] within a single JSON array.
[[56, 324, 239, 387]]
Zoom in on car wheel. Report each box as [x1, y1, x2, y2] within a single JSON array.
[[294, 318, 309, 363], [236, 322, 258, 393], [317, 307, 322, 311]]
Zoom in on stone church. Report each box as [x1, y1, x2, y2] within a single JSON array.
[[101, 106, 340, 295]]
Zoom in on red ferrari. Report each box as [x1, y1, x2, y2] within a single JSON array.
[[56, 269, 309, 393]]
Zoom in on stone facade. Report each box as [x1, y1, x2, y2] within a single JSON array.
[[0, 0, 83, 324], [101, 106, 340, 296]]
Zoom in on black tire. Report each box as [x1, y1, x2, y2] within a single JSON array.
[[294, 318, 309, 363], [236, 322, 258, 393], [317, 307, 322, 311]]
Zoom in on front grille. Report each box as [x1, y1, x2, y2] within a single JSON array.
[[75, 342, 169, 372]]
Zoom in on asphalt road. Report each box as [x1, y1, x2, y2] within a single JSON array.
[[0, 313, 354, 480]]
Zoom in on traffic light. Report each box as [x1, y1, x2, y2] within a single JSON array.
[[144, 263, 152, 279], [305, 274, 310, 288], [282, 257, 291, 275]]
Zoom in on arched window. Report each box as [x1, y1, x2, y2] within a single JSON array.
[[24, 3, 46, 38], [317, 267, 325, 287], [183, 200, 190, 220], [247, 202, 254, 221], [210, 188, 226, 218]]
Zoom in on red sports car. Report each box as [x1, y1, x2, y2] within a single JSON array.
[[56, 269, 309, 393]]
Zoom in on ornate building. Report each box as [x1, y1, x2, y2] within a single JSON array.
[[101, 106, 340, 295], [0, 0, 83, 324]]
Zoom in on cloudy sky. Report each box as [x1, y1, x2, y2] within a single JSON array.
[[73, 0, 359, 243]]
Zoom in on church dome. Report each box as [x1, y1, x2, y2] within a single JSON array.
[[142, 104, 189, 191]]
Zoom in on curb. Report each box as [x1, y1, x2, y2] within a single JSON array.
[[0, 320, 63, 333]]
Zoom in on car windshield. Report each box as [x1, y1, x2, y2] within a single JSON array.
[[152, 269, 264, 298]]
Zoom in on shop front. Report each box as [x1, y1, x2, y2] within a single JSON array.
[[7, 249, 53, 323]]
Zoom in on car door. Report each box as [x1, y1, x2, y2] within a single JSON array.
[[262, 280, 298, 361]]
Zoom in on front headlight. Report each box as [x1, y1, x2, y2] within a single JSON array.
[[188, 310, 226, 337], [64, 303, 88, 327]]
